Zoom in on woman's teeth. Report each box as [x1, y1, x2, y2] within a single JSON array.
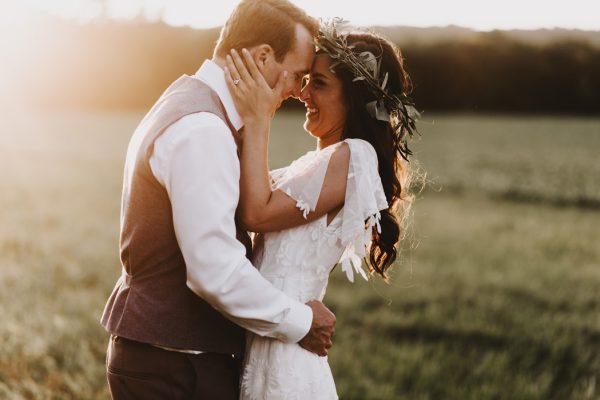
[[307, 107, 319, 115]]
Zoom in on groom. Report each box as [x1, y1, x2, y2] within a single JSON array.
[[101, 1, 335, 398]]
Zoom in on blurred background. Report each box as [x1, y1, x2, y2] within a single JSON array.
[[1, 1, 599, 399]]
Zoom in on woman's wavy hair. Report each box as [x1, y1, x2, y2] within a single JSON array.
[[331, 32, 415, 280]]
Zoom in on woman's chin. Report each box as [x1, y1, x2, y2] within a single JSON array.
[[303, 121, 314, 135]]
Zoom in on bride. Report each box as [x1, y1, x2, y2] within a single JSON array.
[[225, 23, 418, 399]]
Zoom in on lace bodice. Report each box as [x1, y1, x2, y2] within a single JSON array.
[[240, 138, 388, 400], [252, 208, 344, 303], [254, 138, 388, 290]]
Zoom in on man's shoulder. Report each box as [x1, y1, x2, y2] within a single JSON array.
[[160, 112, 232, 144], [175, 111, 229, 130]]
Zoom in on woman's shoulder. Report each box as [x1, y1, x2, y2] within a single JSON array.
[[342, 138, 377, 159], [326, 140, 351, 166], [279, 138, 376, 184], [315, 138, 378, 178]]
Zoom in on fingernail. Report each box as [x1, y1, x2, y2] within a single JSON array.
[[242, 48, 249, 54]]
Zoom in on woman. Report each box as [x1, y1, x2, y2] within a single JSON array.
[[225, 24, 417, 400]]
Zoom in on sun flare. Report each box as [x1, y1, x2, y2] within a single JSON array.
[[12, 0, 600, 31]]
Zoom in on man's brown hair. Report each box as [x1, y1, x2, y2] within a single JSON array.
[[214, 0, 318, 62]]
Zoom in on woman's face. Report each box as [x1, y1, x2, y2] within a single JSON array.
[[299, 55, 348, 144]]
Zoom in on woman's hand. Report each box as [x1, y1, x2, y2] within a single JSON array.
[[224, 48, 288, 128]]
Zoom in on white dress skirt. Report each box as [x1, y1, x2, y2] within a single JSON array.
[[240, 139, 389, 400]]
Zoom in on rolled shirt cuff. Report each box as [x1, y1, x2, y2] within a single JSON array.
[[275, 303, 313, 344]]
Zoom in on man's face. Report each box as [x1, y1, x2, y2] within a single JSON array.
[[262, 24, 315, 104]]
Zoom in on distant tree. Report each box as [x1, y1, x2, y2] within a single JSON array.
[[15, 16, 600, 114]]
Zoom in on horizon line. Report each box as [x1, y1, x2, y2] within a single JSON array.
[[16, 9, 600, 34]]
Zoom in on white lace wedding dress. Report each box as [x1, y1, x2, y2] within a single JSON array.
[[240, 139, 389, 400]]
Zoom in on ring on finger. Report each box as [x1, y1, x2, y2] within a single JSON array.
[[233, 78, 241, 86]]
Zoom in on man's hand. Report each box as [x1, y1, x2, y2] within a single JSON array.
[[298, 300, 336, 357]]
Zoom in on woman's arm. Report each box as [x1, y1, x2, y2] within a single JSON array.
[[224, 49, 349, 233], [241, 143, 350, 233]]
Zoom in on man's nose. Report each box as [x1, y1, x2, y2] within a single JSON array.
[[290, 83, 303, 99]]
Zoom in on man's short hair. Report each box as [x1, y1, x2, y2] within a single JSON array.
[[214, 0, 318, 62]]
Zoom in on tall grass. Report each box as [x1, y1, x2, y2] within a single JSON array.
[[413, 114, 600, 208], [1, 109, 599, 399]]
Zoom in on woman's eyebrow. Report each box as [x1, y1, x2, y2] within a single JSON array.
[[310, 72, 328, 80]]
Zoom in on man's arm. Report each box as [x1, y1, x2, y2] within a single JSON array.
[[150, 113, 334, 350]]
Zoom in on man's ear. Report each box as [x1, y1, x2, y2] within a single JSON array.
[[253, 44, 274, 71]]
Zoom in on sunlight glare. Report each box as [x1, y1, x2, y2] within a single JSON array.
[[1, 3, 35, 103], [22, 0, 103, 23], [15, 0, 600, 30], [161, 0, 240, 28], [105, 0, 163, 22]]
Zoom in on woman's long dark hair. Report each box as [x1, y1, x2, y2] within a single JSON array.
[[332, 32, 414, 280]]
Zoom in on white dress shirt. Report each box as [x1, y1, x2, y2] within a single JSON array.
[[148, 60, 312, 344]]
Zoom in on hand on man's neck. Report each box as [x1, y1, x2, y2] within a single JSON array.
[[211, 57, 227, 70]]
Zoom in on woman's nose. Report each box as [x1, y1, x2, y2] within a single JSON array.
[[299, 85, 310, 102]]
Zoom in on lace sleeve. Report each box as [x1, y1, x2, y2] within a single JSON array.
[[269, 167, 287, 187], [273, 146, 339, 219], [337, 139, 388, 283]]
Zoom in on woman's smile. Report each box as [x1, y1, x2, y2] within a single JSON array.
[[306, 106, 319, 117]]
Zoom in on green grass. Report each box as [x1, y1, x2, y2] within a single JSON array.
[[1, 109, 599, 399], [412, 114, 600, 208]]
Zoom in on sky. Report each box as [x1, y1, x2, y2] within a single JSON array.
[[6, 0, 600, 31]]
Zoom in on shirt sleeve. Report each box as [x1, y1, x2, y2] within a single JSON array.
[[149, 112, 312, 343]]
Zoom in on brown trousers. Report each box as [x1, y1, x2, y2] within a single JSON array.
[[106, 336, 241, 400]]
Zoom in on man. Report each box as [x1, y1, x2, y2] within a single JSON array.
[[101, 1, 336, 398]]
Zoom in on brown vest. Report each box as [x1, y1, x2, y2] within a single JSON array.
[[101, 75, 251, 355]]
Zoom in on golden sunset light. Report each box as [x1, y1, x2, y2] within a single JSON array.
[[2, 0, 600, 398], [13, 0, 600, 30]]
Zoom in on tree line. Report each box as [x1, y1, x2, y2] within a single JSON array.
[[12, 17, 600, 114]]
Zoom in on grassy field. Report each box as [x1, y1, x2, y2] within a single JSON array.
[[1, 108, 599, 399]]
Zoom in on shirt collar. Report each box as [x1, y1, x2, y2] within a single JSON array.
[[193, 60, 243, 131]]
